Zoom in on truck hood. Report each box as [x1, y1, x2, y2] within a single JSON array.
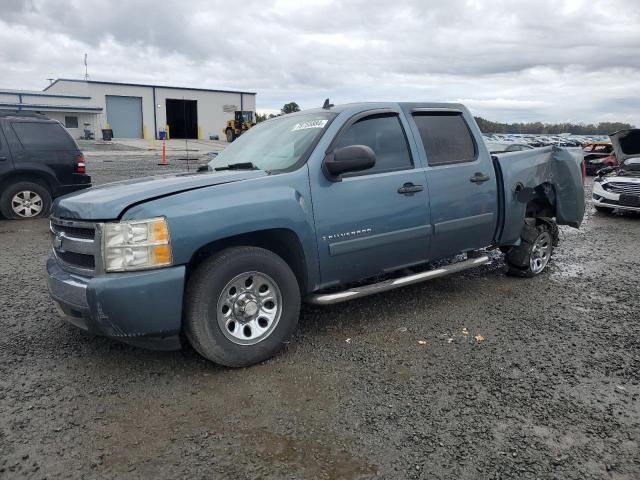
[[52, 170, 267, 220], [610, 129, 640, 165]]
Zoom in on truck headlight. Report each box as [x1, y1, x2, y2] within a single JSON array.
[[102, 217, 172, 272]]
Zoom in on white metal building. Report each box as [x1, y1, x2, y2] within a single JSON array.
[[0, 79, 256, 140]]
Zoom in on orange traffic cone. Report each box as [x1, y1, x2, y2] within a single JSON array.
[[158, 138, 168, 166]]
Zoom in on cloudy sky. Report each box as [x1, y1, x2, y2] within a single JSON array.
[[1, 0, 638, 125]]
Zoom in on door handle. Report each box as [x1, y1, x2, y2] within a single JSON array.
[[470, 172, 490, 183], [398, 182, 424, 195]]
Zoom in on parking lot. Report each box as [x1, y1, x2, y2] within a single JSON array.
[[1, 150, 639, 479]]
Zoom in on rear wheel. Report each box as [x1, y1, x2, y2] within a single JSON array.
[[184, 246, 301, 367], [594, 205, 613, 214], [0, 181, 52, 219], [225, 129, 235, 142], [505, 220, 554, 277]]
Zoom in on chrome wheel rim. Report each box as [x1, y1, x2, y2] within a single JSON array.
[[11, 190, 43, 218], [530, 231, 552, 274], [217, 271, 282, 345]]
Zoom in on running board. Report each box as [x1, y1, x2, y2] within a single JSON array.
[[307, 255, 490, 305]]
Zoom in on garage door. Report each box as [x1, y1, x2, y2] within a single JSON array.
[[105, 95, 143, 138]]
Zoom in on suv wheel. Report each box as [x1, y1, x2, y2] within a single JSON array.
[[185, 246, 301, 367], [0, 181, 52, 219], [505, 220, 555, 278]]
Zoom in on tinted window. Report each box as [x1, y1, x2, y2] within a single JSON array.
[[65, 116, 79, 128], [11, 122, 77, 150], [413, 113, 476, 166], [334, 114, 412, 174]]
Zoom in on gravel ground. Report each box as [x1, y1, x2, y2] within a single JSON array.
[[0, 156, 639, 479]]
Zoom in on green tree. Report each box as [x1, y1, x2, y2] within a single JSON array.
[[474, 117, 634, 135], [255, 113, 268, 123], [281, 102, 300, 114]]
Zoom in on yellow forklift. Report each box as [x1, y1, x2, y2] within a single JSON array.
[[224, 111, 255, 142]]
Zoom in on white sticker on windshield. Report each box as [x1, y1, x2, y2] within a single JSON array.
[[292, 119, 328, 131]]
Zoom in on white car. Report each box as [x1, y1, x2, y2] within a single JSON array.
[[592, 129, 640, 213]]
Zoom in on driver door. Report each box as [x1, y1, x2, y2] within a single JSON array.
[[310, 110, 431, 287]]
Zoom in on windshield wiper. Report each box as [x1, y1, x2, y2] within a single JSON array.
[[214, 162, 260, 171]]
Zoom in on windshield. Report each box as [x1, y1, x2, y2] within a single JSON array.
[[242, 111, 254, 123], [209, 112, 335, 172]]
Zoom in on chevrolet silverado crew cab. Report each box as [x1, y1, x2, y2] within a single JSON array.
[[0, 111, 91, 219], [47, 102, 585, 367]]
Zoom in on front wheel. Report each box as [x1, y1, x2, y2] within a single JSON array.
[[505, 221, 554, 277], [225, 129, 235, 142], [184, 246, 301, 367]]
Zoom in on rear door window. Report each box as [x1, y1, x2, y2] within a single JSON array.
[[11, 122, 77, 150], [412, 113, 477, 166], [334, 113, 413, 174]]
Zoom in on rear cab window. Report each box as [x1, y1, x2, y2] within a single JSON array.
[[11, 122, 78, 151], [333, 113, 413, 175], [412, 112, 477, 166]]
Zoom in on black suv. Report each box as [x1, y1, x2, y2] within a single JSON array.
[[0, 111, 91, 219]]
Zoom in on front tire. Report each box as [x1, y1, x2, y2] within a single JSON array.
[[505, 220, 554, 278], [0, 181, 52, 219], [184, 247, 301, 367], [225, 129, 235, 142]]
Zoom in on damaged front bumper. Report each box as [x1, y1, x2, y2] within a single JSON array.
[[592, 182, 640, 212], [46, 256, 185, 350]]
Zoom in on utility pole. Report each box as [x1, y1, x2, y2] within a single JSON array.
[[84, 53, 89, 80]]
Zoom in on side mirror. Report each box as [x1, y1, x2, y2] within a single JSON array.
[[197, 164, 211, 172], [323, 145, 376, 181]]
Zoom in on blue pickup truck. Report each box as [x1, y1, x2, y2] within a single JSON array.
[[47, 102, 585, 366]]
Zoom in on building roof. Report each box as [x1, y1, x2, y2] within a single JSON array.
[[0, 88, 91, 100], [0, 102, 102, 112], [44, 78, 256, 96]]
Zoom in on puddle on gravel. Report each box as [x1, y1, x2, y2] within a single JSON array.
[[98, 417, 378, 479], [90, 368, 379, 479], [549, 260, 607, 281], [243, 429, 379, 479]]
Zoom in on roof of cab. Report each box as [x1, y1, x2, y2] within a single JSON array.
[[287, 101, 469, 116]]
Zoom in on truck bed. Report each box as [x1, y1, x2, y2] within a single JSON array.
[[493, 146, 585, 245]]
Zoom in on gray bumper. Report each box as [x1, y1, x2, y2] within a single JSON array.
[[46, 256, 185, 350]]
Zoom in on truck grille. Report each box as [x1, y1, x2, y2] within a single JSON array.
[[50, 218, 99, 275], [55, 251, 96, 270], [605, 182, 640, 195]]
